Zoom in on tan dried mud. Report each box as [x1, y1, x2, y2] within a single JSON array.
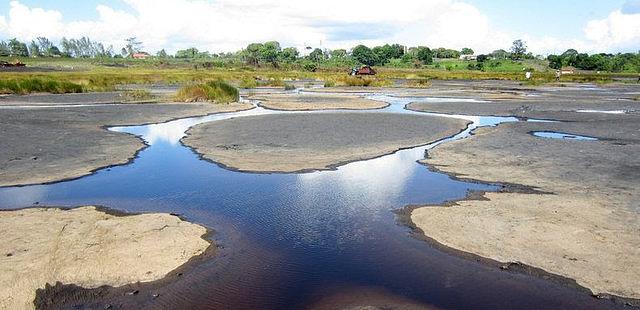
[[0, 206, 210, 310]]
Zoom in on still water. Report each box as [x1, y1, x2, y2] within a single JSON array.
[[0, 95, 620, 309]]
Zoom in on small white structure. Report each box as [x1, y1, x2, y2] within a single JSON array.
[[459, 54, 477, 61]]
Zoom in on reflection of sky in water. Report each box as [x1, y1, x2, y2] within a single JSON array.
[[0, 93, 597, 309], [576, 109, 627, 114], [532, 131, 598, 141]]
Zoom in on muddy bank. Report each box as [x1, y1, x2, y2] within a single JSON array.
[[182, 113, 469, 173], [0, 92, 124, 105], [410, 118, 640, 300], [251, 93, 387, 111], [0, 102, 252, 187], [0, 206, 211, 310]]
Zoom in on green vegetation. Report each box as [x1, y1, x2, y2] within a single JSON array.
[[174, 80, 239, 103], [547, 48, 640, 72], [0, 78, 83, 94], [0, 35, 638, 95], [322, 76, 393, 87]]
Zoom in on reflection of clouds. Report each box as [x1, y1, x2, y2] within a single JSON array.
[[299, 148, 421, 203], [288, 147, 424, 247], [143, 118, 201, 145], [109, 106, 275, 145]]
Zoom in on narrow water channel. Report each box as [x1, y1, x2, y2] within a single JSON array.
[[0, 94, 622, 309]]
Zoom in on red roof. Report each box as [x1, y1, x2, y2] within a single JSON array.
[[132, 52, 150, 59]]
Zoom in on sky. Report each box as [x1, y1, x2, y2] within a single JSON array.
[[0, 0, 639, 55]]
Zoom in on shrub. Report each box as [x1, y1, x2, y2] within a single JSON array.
[[303, 62, 318, 72], [175, 80, 239, 103], [343, 76, 372, 86], [0, 78, 83, 94], [239, 78, 258, 89], [323, 80, 336, 87]]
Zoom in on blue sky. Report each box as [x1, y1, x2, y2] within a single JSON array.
[[466, 0, 628, 40], [1, 0, 639, 54]]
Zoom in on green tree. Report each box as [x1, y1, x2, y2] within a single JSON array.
[[561, 49, 578, 66], [36, 37, 58, 57], [156, 49, 168, 58], [8, 38, 28, 57], [60, 37, 73, 57], [490, 49, 509, 59], [461, 47, 474, 55], [433, 48, 460, 59], [331, 49, 347, 58], [547, 55, 563, 69], [372, 44, 405, 65], [260, 41, 281, 66], [415, 46, 433, 65], [243, 43, 263, 66], [175, 47, 199, 58], [280, 47, 299, 63], [308, 48, 324, 62], [0, 41, 9, 56], [28, 40, 41, 57], [510, 39, 527, 60], [351, 45, 376, 66], [476, 54, 489, 62], [125, 37, 142, 56]]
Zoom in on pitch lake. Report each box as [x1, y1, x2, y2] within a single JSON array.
[[0, 93, 621, 309]]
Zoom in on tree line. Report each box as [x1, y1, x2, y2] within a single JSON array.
[[547, 49, 640, 72], [2, 36, 639, 72]]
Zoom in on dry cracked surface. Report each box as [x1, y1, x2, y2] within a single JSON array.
[[182, 113, 469, 173], [0, 101, 252, 187], [0, 206, 210, 310]]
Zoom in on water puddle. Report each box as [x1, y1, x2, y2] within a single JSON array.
[[0, 93, 618, 309], [532, 131, 598, 141], [577, 109, 628, 114]]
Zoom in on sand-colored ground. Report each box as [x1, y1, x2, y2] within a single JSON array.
[[411, 121, 640, 300], [251, 93, 387, 110], [182, 113, 468, 173], [0, 206, 210, 310], [0, 101, 251, 187]]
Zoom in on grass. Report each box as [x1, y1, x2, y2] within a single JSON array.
[[0, 78, 83, 94], [239, 77, 285, 89], [0, 56, 633, 95], [174, 80, 239, 103], [322, 76, 392, 87]]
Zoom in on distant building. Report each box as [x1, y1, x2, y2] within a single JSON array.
[[459, 54, 477, 61], [132, 52, 150, 59], [561, 66, 576, 75], [350, 65, 377, 76]]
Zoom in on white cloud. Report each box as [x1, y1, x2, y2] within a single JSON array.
[[584, 10, 640, 51], [4, 1, 64, 40], [0, 0, 638, 55], [0, 16, 7, 34]]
